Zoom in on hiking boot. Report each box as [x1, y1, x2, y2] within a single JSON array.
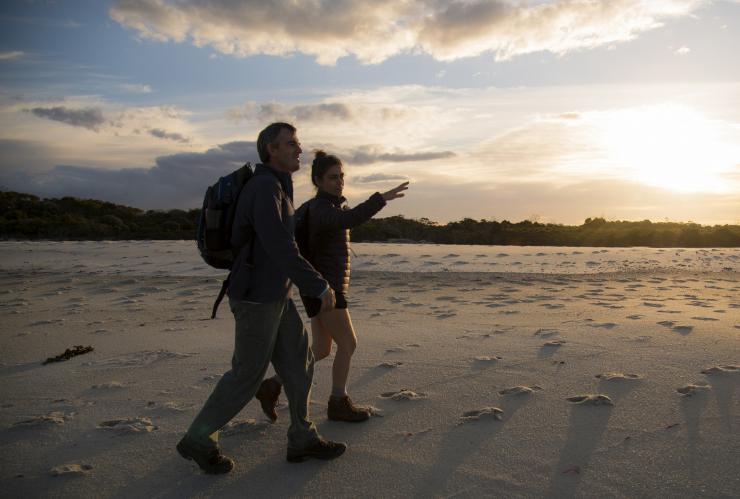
[[176, 435, 234, 474], [327, 395, 370, 422], [255, 378, 282, 422], [286, 437, 347, 463]]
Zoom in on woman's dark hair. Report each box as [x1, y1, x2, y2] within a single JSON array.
[[311, 150, 342, 187]]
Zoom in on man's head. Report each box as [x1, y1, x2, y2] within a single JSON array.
[[257, 122, 301, 173]]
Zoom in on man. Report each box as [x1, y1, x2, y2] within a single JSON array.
[[177, 123, 345, 474]]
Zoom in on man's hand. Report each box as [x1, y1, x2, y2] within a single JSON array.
[[320, 288, 336, 313], [381, 181, 409, 202]]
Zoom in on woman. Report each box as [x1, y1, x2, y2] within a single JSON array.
[[257, 150, 408, 423]]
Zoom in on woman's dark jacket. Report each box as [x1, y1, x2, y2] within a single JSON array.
[[301, 190, 386, 295]]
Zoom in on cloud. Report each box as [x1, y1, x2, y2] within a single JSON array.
[[675, 46, 691, 55], [0, 141, 259, 209], [345, 146, 455, 165], [119, 83, 153, 93], [110, 0, 704, 64], [28, 106, 106, 131], [0, 51, 24, 61], [353, 173, 409, 183], [149, 128, 190, 143], [229, 102, 354, 122]]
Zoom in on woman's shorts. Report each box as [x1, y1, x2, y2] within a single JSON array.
[[300, 291, 347, 318]]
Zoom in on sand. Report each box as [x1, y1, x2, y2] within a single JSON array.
[[0, 241, 738, 498]]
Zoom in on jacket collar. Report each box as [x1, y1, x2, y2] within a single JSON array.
[[316, 189, 346, 205], [255, 163, 293, 201]]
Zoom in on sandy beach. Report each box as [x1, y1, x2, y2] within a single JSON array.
[[1, 241, 738, 498]]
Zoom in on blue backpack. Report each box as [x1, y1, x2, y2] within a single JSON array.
[[196, 163, 253, 317]]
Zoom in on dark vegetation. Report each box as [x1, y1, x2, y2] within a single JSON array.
[[2, 191, 738, 247]]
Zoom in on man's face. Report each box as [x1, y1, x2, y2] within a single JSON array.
[[268, 129, 302, 173]]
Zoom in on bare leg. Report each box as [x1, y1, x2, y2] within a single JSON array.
[[311, 315, 333, 362], [315, 308, 357, 395]]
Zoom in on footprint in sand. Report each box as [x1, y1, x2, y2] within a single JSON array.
[[380, 389, 427, 401], [595, 372, 642, 381], [473, 355, 502, 364], [378, 361, 403, 369], [50, 463, 94, 477], [145, 401, 193, 412], [83, 350, 195, 368], [587, 322, 618, 329], [543, 339, 566, 347], [677, 383, 711, 397], [626, 315, 644, 320], [672, 325, 694, 334], [657, 321, 676, 328], [534, 328, 559, 338], [459, 407, 503, 423], [13, 411, 72, 428], [97, 417, 157, 434], [691, 316, 719, 321], [643, 302, 664, 308], [385, 347, 407, 354], [221, 419, 270, 437], [542, 303, 565, 309], [567, 394, 614, 406], [701, 365, 739, 375], [498, 385, 542, 396]]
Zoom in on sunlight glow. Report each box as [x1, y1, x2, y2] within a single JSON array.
[[598, 104, 738, 193]]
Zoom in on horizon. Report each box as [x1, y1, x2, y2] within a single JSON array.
[[1, 1, 739, 225], [4, 188, 738, 229]]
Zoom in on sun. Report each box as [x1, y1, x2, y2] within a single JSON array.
[[598, 104, 738, 193]]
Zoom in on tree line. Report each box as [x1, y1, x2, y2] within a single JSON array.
[[1, 190, 738, 247]]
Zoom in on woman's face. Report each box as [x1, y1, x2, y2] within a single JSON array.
[[316, 163, 344, 197]]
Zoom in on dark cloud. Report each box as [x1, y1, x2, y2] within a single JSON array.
[[28, 106, 106, 131], [347, 148, 455, 165], [233, 102, 354, 122], [0, 140, 259, 209], [228, 100, 413, 126], [149, 128, 190, 143], [353, 173, 409, 183]]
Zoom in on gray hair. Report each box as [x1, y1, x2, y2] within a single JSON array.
[[257, 122, 296, 163]]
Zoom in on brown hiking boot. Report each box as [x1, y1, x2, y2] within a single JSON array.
[[286, 437, 347, 463], [176, 435, 234, 474], [255, 378, 282, 422], [327, 395, 370, 422]]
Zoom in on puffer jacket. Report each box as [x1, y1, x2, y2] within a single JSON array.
[[303, 190, 386, 294]]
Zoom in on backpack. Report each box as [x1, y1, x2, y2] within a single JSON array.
[[196, 162, 254, 318]]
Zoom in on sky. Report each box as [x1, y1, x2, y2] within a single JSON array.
[[1, 0, 739, 225]]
